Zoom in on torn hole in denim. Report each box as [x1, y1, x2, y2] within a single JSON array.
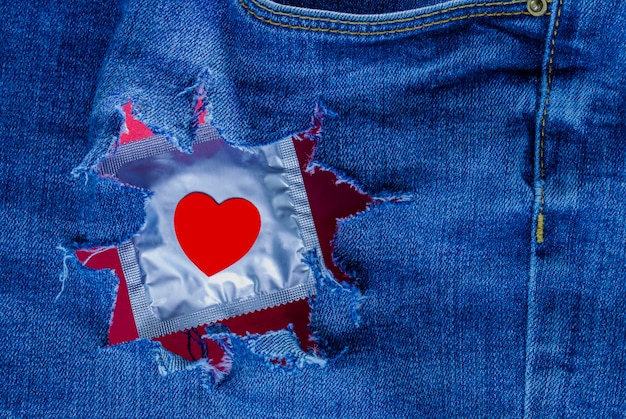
[[67, 82, 405, 384]]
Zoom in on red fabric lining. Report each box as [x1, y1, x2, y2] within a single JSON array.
[[77, 101, 370, 366]]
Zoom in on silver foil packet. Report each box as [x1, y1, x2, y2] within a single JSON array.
[[100, 125, 319, 338]]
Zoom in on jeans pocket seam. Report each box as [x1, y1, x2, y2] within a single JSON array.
[[239, 0, 550, 36]]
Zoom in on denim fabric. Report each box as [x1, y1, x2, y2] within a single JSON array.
[[525, 0, 626, 416], [1, 0, 625, 418]]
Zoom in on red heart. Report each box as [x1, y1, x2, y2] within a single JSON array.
[[174, 192, 261, 277]]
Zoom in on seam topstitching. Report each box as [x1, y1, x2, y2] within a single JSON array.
[[245, 0, 529, 26], [536, 0, 562, 244], [240, 1, 547, 36], [524, 0, 564, 416]]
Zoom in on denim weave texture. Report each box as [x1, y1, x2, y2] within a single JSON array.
[[1, 0, 625, 417]]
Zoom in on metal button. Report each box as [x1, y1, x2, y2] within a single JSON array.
[[527, 0, 547, 16]]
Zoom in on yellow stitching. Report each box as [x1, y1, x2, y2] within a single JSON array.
[[240, 2, 536, 36], [246, 0, 529, 26], [536, 189, 545, 243], [537, 0, 563, 243], [539, 0, 561, 179]]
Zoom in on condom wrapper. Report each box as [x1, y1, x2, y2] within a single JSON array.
[[99, 125, 319, 338]]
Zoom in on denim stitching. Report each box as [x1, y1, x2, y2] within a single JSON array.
[[536, 0, 562, 244], [240, 2, 542, 36], [244, 0, 529, 26], [536, 189, 545, 243]]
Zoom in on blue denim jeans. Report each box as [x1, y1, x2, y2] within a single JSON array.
[[1, 0, 625, 417]]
